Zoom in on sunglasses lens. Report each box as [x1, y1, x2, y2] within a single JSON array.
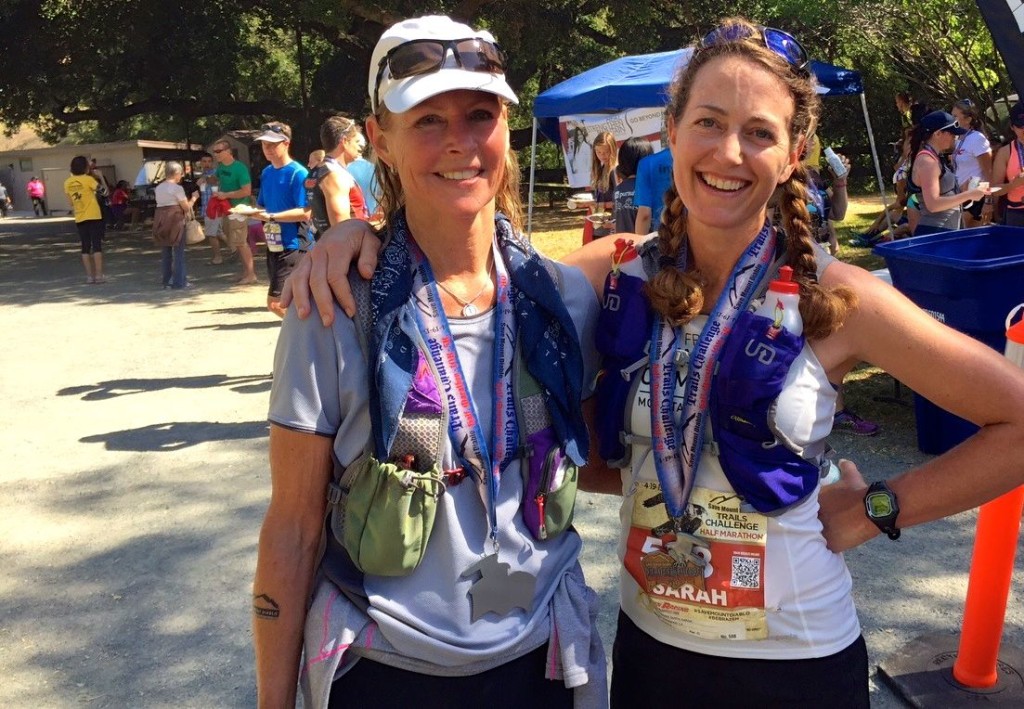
[[454, 39, 505, 72], [764, 29, 807, 67], [389, 41, 446, 79]]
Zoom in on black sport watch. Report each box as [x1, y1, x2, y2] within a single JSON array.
[[864, 481, 901, 540]]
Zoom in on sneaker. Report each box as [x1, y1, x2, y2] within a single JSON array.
[[833, 410, 880, 437]]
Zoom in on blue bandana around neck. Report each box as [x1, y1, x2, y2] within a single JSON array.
[[366, 208, 589, 467]]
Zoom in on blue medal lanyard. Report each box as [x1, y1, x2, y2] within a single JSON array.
[[410, 238, 517, 552], [648, 222, 777, 518]]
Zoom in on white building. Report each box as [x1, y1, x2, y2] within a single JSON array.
[[0, 139, 204, 214]]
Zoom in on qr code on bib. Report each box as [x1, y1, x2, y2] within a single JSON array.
[[730, 555, 761, 589]]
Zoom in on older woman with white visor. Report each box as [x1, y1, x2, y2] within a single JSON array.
[[252, 15, 606, 709]]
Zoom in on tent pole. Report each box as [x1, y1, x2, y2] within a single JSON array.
[[860, 92, 894, 236], [528, 118, 539, 237]]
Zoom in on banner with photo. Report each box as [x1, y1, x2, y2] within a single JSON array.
[[557, 107, 666, 189]]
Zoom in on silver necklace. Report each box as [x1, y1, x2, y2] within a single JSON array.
[[436, 258, 494, 317]]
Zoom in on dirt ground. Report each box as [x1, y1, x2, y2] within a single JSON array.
[[1, 212, 1022, 707]]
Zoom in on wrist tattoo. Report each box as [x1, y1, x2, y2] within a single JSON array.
[[253, 593, 281, 619]]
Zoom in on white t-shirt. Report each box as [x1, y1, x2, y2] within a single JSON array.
[[953, 130, 991, 183], [154, 180, 186, 207], [612, 251, 860, 661]]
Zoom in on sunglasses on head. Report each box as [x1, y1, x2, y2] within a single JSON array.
[[373, 37, 507, 111], [261, 123, 287, 134], [699, 24, 809, 71]]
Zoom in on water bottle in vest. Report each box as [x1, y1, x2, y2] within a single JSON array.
[[754, 265, 803, 336], [1007, 315, 1024, 370]]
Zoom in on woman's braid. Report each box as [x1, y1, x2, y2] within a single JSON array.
[[778, 170, 856, 339], [645, 186, 705, 325]]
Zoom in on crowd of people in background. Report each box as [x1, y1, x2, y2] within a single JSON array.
[[15, 83, 1021, 304], [104, 118, 378, 311], [854, 93, 1024, 244], [34, 113, 380, 314], [573, 88, 1024, 251]]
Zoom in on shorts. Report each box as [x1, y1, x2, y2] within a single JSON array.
[[328, 644, 571, 709], [267, 248, 304, 298], [76, 219, 105, 254], [913, 223, 952, 237], [610, 610, 869, 708], [204, 216, 223, 238], [1004, 208, 1024, 227], [964, 199, 984, 220], [221, 215, 247, 246]]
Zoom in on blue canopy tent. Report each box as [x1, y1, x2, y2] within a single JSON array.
[[527, 49, 890, 234]]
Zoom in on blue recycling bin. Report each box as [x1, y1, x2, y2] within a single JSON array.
[[874, 225, 1024, 454]]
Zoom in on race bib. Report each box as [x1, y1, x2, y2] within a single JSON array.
[[624, 482, 769, 640], [265, 221, 283, 252]]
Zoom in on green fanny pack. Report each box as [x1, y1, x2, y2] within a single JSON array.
[[329, 453, 445, 577]]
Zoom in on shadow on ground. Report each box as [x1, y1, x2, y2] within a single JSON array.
[[80, 420, 269, 451], [58, 374, 273, 401], [0, 461, 264, 707]]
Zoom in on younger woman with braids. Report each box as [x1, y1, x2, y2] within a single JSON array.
[[281, 17, 1024, 707]]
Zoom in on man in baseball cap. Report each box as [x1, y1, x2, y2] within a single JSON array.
[[252, 121, 310, 317], [253, 121, 293, 143]]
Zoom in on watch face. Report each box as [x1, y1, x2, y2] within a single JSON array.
[[867, 492, 894, 518]]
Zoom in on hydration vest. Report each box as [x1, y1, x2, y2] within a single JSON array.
[[593, 239, 834, 513]]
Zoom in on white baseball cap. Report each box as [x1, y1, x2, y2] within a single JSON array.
[[369, 15, 518, 114]]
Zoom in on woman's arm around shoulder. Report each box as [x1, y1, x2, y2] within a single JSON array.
[[253, 425, 335, 707], [280, 219, 382, 325], [815, 261, 1024, 551]]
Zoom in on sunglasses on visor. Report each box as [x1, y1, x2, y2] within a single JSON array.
[[699, 25, 809, 71], [373, 38, 507, 111]]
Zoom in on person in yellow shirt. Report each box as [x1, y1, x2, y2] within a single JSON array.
[[64, 155, 107, 284]]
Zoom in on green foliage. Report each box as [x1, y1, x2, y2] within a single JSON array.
[[0, 0, 1014, 174]]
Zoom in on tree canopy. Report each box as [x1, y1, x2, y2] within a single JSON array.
[[0, 0, 1014, 173]]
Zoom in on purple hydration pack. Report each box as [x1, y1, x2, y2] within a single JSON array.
[[593, 242, 823, 513]]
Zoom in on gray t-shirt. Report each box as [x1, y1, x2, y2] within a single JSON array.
[[268, 261, 600, 671]]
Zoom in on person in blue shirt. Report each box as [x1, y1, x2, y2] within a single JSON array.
[[632, 139, 674, 235], [346, 131, 381, 222], [253, 121, 311, 318]]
